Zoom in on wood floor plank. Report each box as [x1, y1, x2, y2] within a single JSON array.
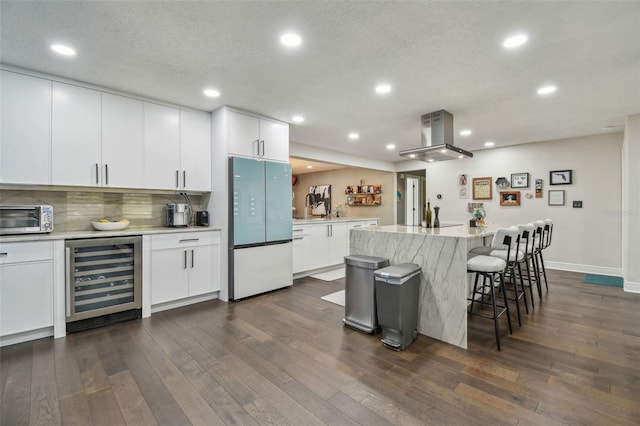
[[53, 336, 85, 399], [86, 387, 126, 426], [58, 392, 91, 426], [108, 370, 157, 426], [29, 339, 60, 425], [328, 391, 393, 426], [1, 343, 33, 425]]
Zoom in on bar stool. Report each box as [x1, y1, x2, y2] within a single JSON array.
[[517, 223, 540, 305], [467, 231, 514, 351], [470, 226, 527, 326], [533, 220, 549, 292]]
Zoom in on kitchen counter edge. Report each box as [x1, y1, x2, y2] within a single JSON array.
[[293, 217, 378, 225], [0, 226, 222, 243]]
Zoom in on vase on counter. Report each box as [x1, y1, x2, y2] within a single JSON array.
[[433, 206, 440, 228]]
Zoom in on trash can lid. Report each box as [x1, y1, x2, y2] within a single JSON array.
[[374, 263, 421, 284], [344, 255, 390, 269]]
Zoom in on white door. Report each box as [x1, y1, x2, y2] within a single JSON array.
[[259, 118, 289, 161], [102, 93, 144, 188], [304, 224, 329, 271], [151, 249, 189, 304], [227, 110, 260, 157], [180, 110, 212, 191], [0, 71, 51, 185], [52, 82, 102, 186], [327, 222, 348, 266], [405, 176, 420, 226], [143, 102, 180, 190]]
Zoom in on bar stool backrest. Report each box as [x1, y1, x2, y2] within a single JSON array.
[[543, 218, 553, 248], [491, 226, 520, 264], [517, 223, 535, 256], [533, 220, 545, 251]]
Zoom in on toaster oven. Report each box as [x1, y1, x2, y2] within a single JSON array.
[[0, 205, 53, 235]]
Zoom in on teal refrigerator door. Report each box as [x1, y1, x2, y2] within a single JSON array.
[[231, 157, 266, 246], [265, 161, 293, 242]]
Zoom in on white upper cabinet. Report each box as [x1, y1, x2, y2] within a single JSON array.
[[227, 109, 288, 161], [51, 82, 102, 186], [143, 102, 181, 190], [0, 71, 52, 185], [102, 93, 144, 189], [180, 110, 211, 192]]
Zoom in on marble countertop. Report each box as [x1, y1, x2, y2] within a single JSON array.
[[0, 225, 221, 243], [293, 217, 378, 225], [355, 224, 496, 239]]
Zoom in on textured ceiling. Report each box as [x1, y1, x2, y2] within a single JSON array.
[[1, 1, 638, 164]]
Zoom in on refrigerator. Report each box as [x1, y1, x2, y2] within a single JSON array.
[[229, 156, 293, 300]]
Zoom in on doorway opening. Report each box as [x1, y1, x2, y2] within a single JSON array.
[[396, 169, 426, 225]]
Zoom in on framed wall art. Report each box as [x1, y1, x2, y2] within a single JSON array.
[[499, 191, 521, 206], [548, 190, 565, 206], [510, 172, 529, 188], [535, 178, 543, 198], [308, 184, 331, 215], [472, 177, 492, 200], [550, 170, 572, 185]]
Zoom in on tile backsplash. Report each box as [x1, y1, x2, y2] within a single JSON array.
[[0, 189, 204, 231]]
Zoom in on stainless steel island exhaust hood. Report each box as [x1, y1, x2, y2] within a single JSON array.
[[399, 110, 473, 162]]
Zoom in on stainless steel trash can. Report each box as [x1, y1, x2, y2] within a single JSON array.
[[343, 255, 390, 334], [374, 263, 421, 350]]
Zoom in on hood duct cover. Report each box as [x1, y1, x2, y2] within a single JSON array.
[[399, 110, 473, 162]]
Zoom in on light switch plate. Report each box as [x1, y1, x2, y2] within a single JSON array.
[[573, 201, 583, 208]]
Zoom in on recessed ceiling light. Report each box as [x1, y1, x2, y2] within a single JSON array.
[[537, 85, 557, 95], [457, 155, 464, 159], [348, 132, 359, 140], [280, 33, 302, 47], [440, 149, 447, 153], [409, 154, 416, 159], [484, 141, 495, 147], [386, 143, 396, 150], [292, 115, 304, 123], [460, 129, 472, 136], [375, 84, 392, 94], [503, 34, 528, 48], [306, 165, 313, 169], [428, 159, 435, 163], [203, 88, 220, 98], [50, 44, 76, 56]]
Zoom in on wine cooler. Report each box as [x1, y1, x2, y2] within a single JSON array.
[[65, 236, 142, 333]]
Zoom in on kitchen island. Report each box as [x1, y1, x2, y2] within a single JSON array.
[[349, 224, 495, 349]]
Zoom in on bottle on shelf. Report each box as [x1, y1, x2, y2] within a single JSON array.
[[425, 200, 432, 228]]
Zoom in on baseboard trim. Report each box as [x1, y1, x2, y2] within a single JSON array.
[[1, 327, 53, 347], [151, 292, 218, 314], [293, 263, 342, 280], [624, 281, 640, 294], [545, 261, 622, 277]]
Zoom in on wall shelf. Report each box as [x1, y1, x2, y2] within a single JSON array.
[[345, 185, 381, 206]]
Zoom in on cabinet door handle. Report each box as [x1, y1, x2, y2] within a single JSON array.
[[179, 238, 199, 243], [0, 252, 8, 256], [104, 164, 109, 185], [95, 163, 100, 185], [293, 236, 304, 240], [176, 170, 180, 188], [184, 250, 188, 269], [183, 170, 187, 188], [191, 249, 194, 268], [253, 139, 260, 156]]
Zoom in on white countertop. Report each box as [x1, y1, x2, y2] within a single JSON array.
[[0, 225, 221, 243], [356, 224, 496, 239], [293, 217, 378, 225]]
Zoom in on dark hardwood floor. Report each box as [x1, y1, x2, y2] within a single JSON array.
[[2, 269, 639, 425]]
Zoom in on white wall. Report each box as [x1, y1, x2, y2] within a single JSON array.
[[424, 133, 623, 275], [622, 114, 640, 293]]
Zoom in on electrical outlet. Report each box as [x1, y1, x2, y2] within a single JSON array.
[[573, 200, 583, 208]]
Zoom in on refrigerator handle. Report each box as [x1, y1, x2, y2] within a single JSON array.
[[65, 247, 71, 317]]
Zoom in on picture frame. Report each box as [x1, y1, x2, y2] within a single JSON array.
[[548, 190, 565, 206], [499, 191, 521, 206], [308, 185, 331, 215], [549, 170, 572, 185], [472, 177, 492, 200], [510, 172, 529, 188]]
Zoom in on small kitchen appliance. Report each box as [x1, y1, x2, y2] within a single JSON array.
[[166, 203, 190, 227], [196, 211, 209, 226], [0, 205, 53, 234]]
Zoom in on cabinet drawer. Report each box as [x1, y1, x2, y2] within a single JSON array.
[[0, 241, 53, 264], [151, 231, 220, 250]]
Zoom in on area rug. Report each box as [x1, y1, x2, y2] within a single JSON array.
[[583, 274, 624, 288], [321, 290, 345, 306], [310, 267, 345, 282]]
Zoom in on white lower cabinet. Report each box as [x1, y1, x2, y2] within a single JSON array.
[[150, 231, 220, 306], [0, 241, 54, 339]]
